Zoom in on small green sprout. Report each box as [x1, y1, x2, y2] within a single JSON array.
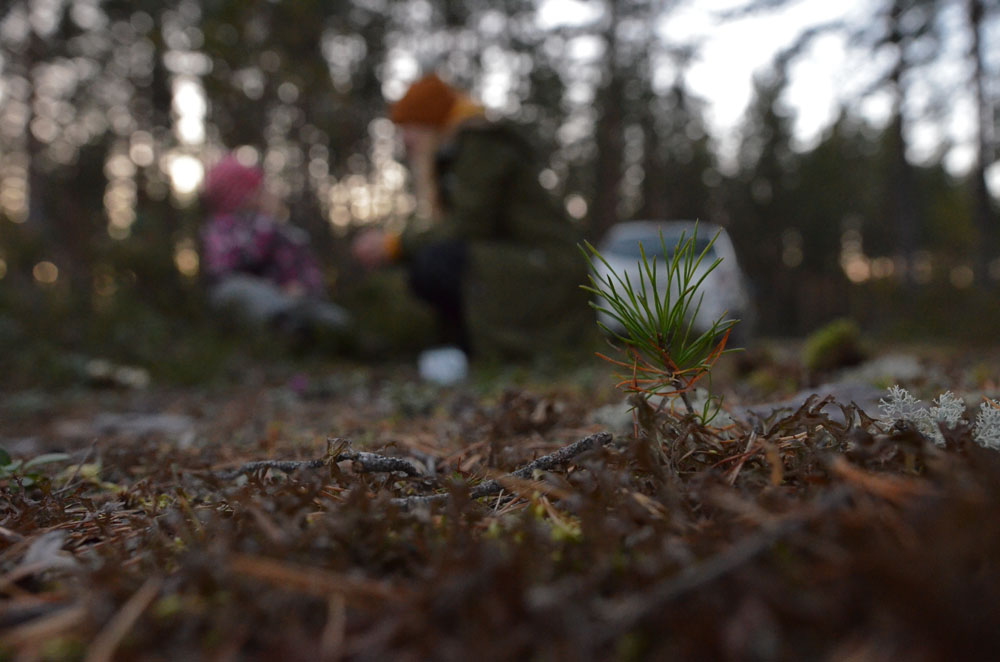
[[581, 224, 739, 425], [0, 446, 71, 489]]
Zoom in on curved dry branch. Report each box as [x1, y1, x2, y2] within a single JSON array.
[[217, 443, 421, 480], [392, 431, 615, 508]]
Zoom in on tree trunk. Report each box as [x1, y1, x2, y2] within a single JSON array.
[[967, 0, 995, 280], [589, 0, 624, 241], [638, 101, 668, 220], [887, 110, 918, 272]]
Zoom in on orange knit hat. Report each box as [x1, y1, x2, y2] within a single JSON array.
[[389, 74, 459, 127]]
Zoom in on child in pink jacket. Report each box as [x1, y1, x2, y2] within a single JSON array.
[[200, 154, 351, 337]]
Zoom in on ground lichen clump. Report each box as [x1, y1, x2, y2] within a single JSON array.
[[879, 384, 1000, 449]]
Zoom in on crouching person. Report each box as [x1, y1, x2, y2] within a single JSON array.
[[351, 73, 592, 361], [200, 153, 352, 345]]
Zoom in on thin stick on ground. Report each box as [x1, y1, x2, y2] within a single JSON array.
[[229, 554, 405, 603], [392, 431, 615, 507], [216, 442, 422, 480], [55, 440, 97, 496], [471, 431, 614, 497], [84, 576, 163, 662], [596, 486, 853, 643]]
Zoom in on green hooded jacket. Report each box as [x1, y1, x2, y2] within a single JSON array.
[[400, 120, 592, 359]]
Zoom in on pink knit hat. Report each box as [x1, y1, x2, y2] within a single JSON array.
[[202, 154, 263, 214]]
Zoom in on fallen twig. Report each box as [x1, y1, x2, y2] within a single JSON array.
[[828, 455, 936, 504], [216, 440, 421, 480], [53, 441, 97, 496], [229, 554, 405, 603], [84, 576, 163, 662], [391, 431, 614, 507], [597, 486, 853, 642], [725, 428, 759, 485], [0, 604, 89, 650], [217, 459, 326, 479], [340, 450, 422, 476], [471, 431, 614, 497]]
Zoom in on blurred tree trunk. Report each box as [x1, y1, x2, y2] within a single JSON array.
[[23, 5, 93, 280], [886, 110, 919, 277], [656, 81, 717, 221], [129, 9, 174, 240], [638, 99, 669, 220], [967, 0, 996, 279], [731, 61, 799, 334], [25, 12, 48, 233], [885, 0, 920, 283], [590, 0, 624, 240]]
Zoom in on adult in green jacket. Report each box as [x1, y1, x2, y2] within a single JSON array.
[[352, 74, 591, 359]]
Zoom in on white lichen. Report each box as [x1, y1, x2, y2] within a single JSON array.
[[925, 391, 966, 446], [929, 391, 965, 428], [878, 387, 1000, 451], [878, 385, 926, 421], [973, 400, 1000, 450], [878, 386, 963, 447], [878, 386, 935, 442]]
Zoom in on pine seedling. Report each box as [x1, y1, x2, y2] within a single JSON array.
[[581, 224, 739, 425]]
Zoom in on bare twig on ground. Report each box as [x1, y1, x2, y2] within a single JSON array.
[[828, 456, 936, 504], [472, 431, 614, 496], [320, 594, 347, 658], [55, 440, 97, 496], [339, 450, 422, 476], [218, 458, 326, 479], [216, 432, 613, 508], [725, 428, 759, 485], [84, 576, 163, 662], [0, 604, 89, 651], [596, 486, 853, 642], [229, 554, 405, 604], [391, 431, 615, 507], [216, 441, 422, 480], [0, 526, 24, 543]]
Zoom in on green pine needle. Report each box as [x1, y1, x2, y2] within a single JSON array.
[[580, 223, 740, 425]]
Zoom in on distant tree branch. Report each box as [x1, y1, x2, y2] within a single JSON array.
[[714, 0, 799, 21]]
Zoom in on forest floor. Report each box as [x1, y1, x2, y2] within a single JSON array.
[[3, 339, 1000, 660]]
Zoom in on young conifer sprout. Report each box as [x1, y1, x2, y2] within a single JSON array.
[[581, 223, 738, 426]]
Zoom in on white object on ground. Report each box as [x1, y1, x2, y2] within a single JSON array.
[[418, 346, 468, 385]]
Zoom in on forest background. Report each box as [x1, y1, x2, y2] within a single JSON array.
[[1, 0, 998, 385]]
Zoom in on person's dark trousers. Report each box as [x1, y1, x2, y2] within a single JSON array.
[[408, 240, 469, 351]]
